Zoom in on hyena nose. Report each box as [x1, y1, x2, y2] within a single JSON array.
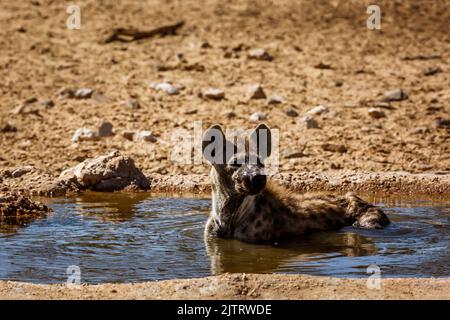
[[251, 175, 266, 189]]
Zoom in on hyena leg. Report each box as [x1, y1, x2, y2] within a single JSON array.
[[341, 193, 390, 229]]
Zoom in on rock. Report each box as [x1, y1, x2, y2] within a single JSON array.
[[307, 105, 329, 116], [122, 131, 135, 141], [40, 99, 55, 108], [368, 108, 386, 119], [0, 123, 17, 133], [136, 131, 157, 142], [58, 150, 150, 192], [268, 95, 283, 105], [74, 88, 95, 99], [151, 82, 180, 95], [58, 87, 75, 99], [98, 122, 113, 137], [285, 107, 298, 117], [383, 89, 408, 102], [302, 115, 319, 129], [284, 149, 306, 159], [72, 128, 100, 143], [125, 99, 141, 109], [246, 84, 266, 100], [247, 48, 273, 61], [11, 166, 35, 178], [423, 66, 443, 76], [434, 118, 450, 129], [314, 62, 333, 69], [322, 143, 347, 153], [410, 127, 430, 134], [0, 193, 49, 220], [203, 88, 225, 100], [249, 112, 267, 122]]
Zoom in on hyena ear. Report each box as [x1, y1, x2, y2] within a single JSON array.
[[202, 124, 229, 165], [250, 123, 272, 161]]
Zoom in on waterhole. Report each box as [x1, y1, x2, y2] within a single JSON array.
[[0, 193, 449, 284]]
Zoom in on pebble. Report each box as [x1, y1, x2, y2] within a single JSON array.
[[74, 88, 95, 99], [246, 84, 266, 100], [125, 99, 141, 109], [410, 127, 430, 134], [284, 149, 306, 159], [247, 48, 273, 61], [0, 123, 17, 133], [98, 122, 113, 137], [136, 131, 157, 142], [249, 112, 267, 122], [203, 88, 225, 100], [40, 99, 55, 108], [368, 108, 386, 119], [307, 105, 328, 116], [267, 95, 283, 105], [322, 143, 347, 153], [72, 128, 100, 143], [122, 131, 135, 141], [383, 88, 408, 102], [302, 115, 319, 129], [434, 118, 450, 129], [151, 82, 180, 95], [58, 87, 75, 99], [284, 107, 298, 117]]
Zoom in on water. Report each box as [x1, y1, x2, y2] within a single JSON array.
[[0, 193, 449, 284]]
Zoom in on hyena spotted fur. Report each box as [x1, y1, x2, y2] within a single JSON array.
[[202, 124, 390, 243]]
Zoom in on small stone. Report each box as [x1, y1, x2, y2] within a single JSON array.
[[248, 48, 273, 61], [285, 107, 298, 117], [383, 88, 408, 102], [307, 105, 328, 116], [58, 87, 75, 99], [249, 112, 266, 122], [410, 127, 429, 134], [125, 99, 141, 109], [98, 122, 113, 137], [136, 131, 157, 143], [434, 117, 450, 129], [0, 123, 17, 133], [302, 115, 319, 129], [74, 88, 95, 99], [314, 62, 333, 69], [322, 143, 347, 153], [423, 66, 443, 76], [72, 128, 99, 143], [223, 110, 237, 119], [284, 149, 305, 159], [268, 95, 283, 105], [368, 108, 386, 119], [122, 131, 135, 141], [246, 84, 266, 100], [203, 88, 225, 100], [11, 166, 34, 178], [152, 82, 180, 95], [40, 99, 55, 108]]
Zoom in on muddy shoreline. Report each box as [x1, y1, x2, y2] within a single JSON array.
[[1, 274, 448, 300]]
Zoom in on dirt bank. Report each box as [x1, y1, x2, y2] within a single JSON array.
[[0, 273, 448, 300]]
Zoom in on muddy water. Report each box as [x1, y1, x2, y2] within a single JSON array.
[[0, 193, 448, 284]]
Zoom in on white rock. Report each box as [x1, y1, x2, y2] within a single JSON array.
[[203, 88, 225, 100], [136, 131, 157, 142], [268, 95, 283, 105], [248, 48, 273, 61], [249, 112, 267, 122], [307, 105, 329, 116], [383, 88, 408, 101], [152, 82, 180, 95], [74, 88, 94, 99], [72, 128, 99, 142]]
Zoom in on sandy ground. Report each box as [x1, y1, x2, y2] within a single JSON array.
[[1, 273, 449, 300], [1, 0, 450, 300]]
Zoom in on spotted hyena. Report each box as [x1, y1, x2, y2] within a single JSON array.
[[202, 124, 390, 243]]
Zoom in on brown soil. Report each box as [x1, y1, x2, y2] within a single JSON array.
[[1, 274, 448, 300], [0, 0, 449, 177]]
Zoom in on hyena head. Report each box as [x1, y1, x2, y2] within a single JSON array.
[[202, 123, 272, 196]]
